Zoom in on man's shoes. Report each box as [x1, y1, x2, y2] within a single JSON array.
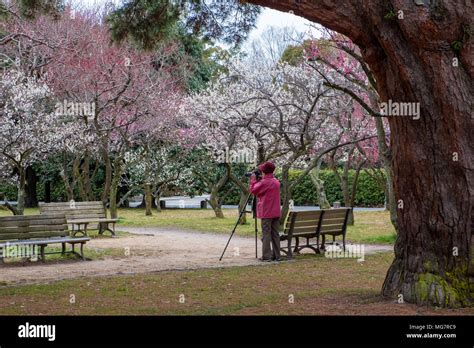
[[258, 257, 273, 262]]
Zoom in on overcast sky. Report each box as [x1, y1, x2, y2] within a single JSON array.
[[246, 8, 315, 42], [79, 0, 315, 45]]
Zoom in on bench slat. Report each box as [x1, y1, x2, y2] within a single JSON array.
[[0, 225, 68, 233], [0, 231, 68, 241], [39, 202, 103, 207], [322, 209, 349, 218], [292, 220, 322, 228], [41, 209, 105, 215], [0, 218, 67, 228], [290, 226, 319, 233], [0, 214, 65, 223], [0, 236, 90, 247], [291, 210, 324, 218]]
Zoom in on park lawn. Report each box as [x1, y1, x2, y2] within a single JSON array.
[[117, 208, 397, 244], [0, 208, 396, 244], [0, 245, 125, 266], [0, 252, 472, 315]]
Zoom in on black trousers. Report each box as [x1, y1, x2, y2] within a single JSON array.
[[261, 217, 281, 260]]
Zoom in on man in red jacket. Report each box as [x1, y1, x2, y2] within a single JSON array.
[[249, 161, 281, 262]]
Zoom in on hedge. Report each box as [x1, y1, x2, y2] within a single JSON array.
[[1, 168, 386, 208], [223, 169, 386, 207]]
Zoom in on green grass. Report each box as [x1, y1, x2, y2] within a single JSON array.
[[0, 207, 396, 244], [0, 252, 471, 315], [117, 208, 396, 244], [1, 244, 125, 264]]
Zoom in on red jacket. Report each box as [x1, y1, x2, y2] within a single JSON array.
[[249, 173, 281, 219]]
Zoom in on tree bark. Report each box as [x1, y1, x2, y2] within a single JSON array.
[[44, 181, 51, 203], [309, 159, 331, 209], [24, 166, 38, 208], [246, 0, 474, 307], [16, 166, 26, 215], [144, 183, 153, 216], [280, 164, 291, 225]]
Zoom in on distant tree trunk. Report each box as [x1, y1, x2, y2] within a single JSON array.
[[279, 164, 291, 225], [108, 158, 124, 219], [60, 152, 75, 201], [73, 156, 87, 202], [101, 144, 112, 205], [144, 183, 153, 216], [155, 190, 162, 213], [309, 159, 331, 209], [328, 147, 357, 225], [208, 189, 225, 218], [228, 168, 249, 225], [24, 166, 38, 208], [44, 181, 51, 203], [82, 151, 94, 201], [370, 92, 397, 229], [237, 191, 248, 225], [16, 166, 26, 215], [247, 0, 473, 307]]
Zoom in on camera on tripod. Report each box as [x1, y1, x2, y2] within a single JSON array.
[[244, 168, 262, 179]]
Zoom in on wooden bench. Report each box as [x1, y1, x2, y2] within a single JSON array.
[[0, 214, 90, 262], [280, 208, 351, 258], [39, 201, 118, 237]]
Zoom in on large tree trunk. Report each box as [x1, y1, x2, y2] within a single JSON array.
[[247, 0, 473, 307]]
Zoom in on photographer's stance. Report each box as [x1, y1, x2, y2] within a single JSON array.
[[249, 162, 281, 262]]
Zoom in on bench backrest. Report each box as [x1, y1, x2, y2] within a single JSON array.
[[283, 208, 351, 236], [319, 208, 351, 235], [39, 201, 107, 220], [283, 210, 324, 235], [0, 214, 68, 241]]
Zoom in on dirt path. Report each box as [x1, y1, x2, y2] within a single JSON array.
[[0, 227, 392, 286]]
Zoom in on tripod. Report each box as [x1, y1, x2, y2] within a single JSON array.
[[219, 192, 258, 261]]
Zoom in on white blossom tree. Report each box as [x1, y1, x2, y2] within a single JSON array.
[[183, 59, 375, 221], [0, 69, 78, 214]]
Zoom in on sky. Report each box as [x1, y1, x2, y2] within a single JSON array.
[[78, 0, 317, 46], [246, 8, 316, 43]]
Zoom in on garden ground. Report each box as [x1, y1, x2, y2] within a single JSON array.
[[0, 209, 472, 315]]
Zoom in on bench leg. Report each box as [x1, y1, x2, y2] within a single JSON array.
[[99, 222, 116, 237], [40, 245, 46, 263], [80, 243, 85, 260], [287, 236, 293, 259], [61, 243, 66, 255], [343, 233, 346, 252]]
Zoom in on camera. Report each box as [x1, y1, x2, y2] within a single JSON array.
[[245, 169, 262, 179]]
